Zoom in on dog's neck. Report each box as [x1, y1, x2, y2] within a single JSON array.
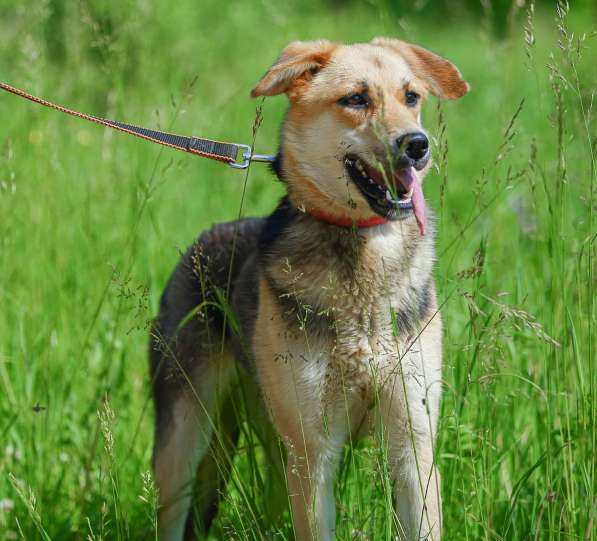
[[270, 150, 389, 229], [306, 207, 387, 228]]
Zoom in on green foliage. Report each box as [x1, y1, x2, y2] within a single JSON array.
[[0, 1, 595, 539]]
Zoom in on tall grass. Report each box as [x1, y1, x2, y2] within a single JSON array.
[[0, 1, 595, 539]]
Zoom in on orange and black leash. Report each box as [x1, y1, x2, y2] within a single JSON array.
[[0, 81, 275, 169]]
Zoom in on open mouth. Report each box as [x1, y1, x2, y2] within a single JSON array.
[[344, 154, 427, 235]]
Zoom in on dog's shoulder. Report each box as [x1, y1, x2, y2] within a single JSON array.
[[258, 196, 300, 255]]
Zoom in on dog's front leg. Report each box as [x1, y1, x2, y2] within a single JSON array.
[[392, 433, 441, 541], [260, 358, 346, 541], [377, 390, 442, 540], [284, 429, 342, 541], [257, 352, 349, 540], [254, 281, 347, 540], [375, 339, 443, 540]]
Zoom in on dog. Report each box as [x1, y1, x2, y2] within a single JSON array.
[[149, 37, 468, 541]]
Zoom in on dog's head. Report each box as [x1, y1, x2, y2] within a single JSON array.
[[252, 38, 469, 234]]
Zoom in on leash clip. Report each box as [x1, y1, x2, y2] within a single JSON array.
[[229, 144, 276, 169]]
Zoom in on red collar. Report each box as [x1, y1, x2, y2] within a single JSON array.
[[307, 207, 387, 228]]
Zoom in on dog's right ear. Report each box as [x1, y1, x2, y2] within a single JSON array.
[[251, 40, 337, 98]]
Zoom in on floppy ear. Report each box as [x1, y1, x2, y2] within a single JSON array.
[[371, 37, 469, 100], [251, 40, 337, 98]]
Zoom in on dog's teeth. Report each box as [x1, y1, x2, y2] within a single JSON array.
[[369, 178, 374, 184], [386, 190, 393, 201], [361, 170, 368, 179], [356, 161, 364, 172]]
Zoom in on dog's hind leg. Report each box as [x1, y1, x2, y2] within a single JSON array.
[[152, 354, 234, 541], [153, 388, 214, 541], [184, 391, 240, 538]]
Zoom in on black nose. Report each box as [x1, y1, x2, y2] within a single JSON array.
[[396, 132, 429, 161]]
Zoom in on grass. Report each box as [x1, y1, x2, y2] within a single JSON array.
[[0, 0, 595, 539]]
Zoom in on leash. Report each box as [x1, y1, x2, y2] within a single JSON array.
[[0, 82, 275, 169]]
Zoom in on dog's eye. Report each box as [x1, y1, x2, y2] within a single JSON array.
[[340, 93, 369, 109], [405, 91, 420, 107]]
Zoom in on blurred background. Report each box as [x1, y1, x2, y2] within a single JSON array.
[[0, 1, 595, 539]]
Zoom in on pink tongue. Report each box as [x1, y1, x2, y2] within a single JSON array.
[[395, 168, 427, 235]]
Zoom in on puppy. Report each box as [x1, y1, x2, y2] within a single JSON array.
[[149, 38, 468, 541]]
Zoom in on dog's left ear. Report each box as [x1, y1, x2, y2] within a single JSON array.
[[371, 37, 469, 100], [251, 40, 337, 98]]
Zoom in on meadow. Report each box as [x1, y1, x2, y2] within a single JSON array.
[[0, 1, 595, 539]]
